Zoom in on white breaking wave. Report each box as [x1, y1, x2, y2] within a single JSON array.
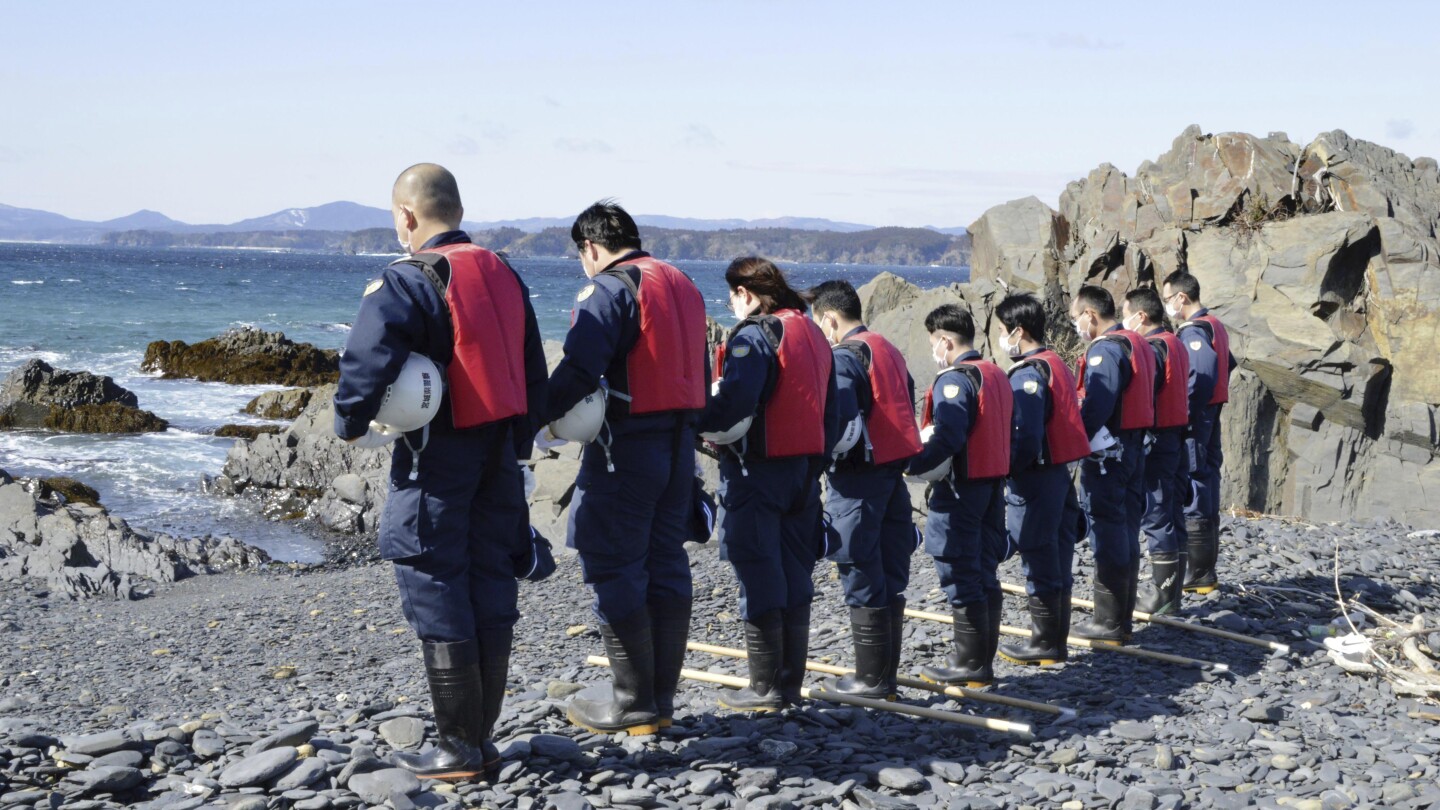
[[10, 280, 44, 285]]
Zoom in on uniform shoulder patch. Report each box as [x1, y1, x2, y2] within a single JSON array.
[[1189, 340, 1203, 351], [1088, 355, 1104, 366], [942, 383, 961, 399], [363, 279, 384, 297], [1023, 380, 1040, 395], [576, 284, 596, 302], [730, 345, 752, 358]]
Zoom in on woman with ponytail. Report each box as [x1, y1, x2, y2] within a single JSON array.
[[699, 257, 838, 712]]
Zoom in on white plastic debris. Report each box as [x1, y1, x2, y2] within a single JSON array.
[[1324, 633, 1377, 674]]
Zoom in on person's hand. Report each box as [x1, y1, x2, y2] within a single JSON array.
[[535, 427, 569, 451]]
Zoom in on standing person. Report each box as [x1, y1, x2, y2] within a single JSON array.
[[1123, 288, 1192, 615], [1161, 271, 1232, 595], [334, 164, 548, 780], [991, 294, 1091, 666], [1068, 285, 1155, 645], [546, 201, 709, 735], [807, 280, 922, 699], [909, 305, 1013, 688], [701, 257, 837, 712]]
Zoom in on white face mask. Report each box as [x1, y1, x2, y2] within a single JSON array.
[[397, 235, 412, 254], [931, 339, 949, 369], [1122, 313, 1141, 333], [1000, 328, 1021, 356], [1164, 304, 1179, 319], [731, 294, 753, 323], [1073, 314, 1090, 341]]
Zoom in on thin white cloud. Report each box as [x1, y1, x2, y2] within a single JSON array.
[[1387, 119, 1415, 139], [555, 137, 613, 154], [726, 160, 1079, 189], [449, 135, 479, 156], [681, 124, 721, 149], [1048, 33, 1123, 50]]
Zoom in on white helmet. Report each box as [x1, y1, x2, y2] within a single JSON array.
[[832, 415, 865, 457], [910, 423, 953, 482], [700, 415, 753, 446], [1089, 425, 1117, 455], [351, 423, 404, 449], [549, 387, 607, 443], [375, 353, 444, 432]]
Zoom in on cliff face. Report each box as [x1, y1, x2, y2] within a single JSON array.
[[966, 125, 1440, 524]]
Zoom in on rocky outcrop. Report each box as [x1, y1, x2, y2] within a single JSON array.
[[142, 327, 339, 386], [0, 360, 168, 434], [0, 471, 269, 599], [242, 388, 315, 419], [968, 125, 1440, 524], [215, 424, 283, 440]]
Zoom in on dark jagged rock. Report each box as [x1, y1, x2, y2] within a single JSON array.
[[141, 326, 339, 386], [0, 359, 167, 434], [0, 474, 269, 599], [242, 387, 315, 419], [36, 477, 102, 507], [215, 424, 282, 440]]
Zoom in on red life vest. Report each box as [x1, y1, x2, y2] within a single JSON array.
[[412, 243, 528, 429], [1076, 329, 1156, 432], [600, 256, 707, 415], [1009, 350, 1090, 466], [713, 308, 832, 458], [1147, 330, 1191, 429], [921, 358, 1013, 481], [1189, 313, 1231, 405], [838, 330, 923, 465]]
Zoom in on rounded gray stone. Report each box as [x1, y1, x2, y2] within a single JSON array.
[[528, 733, 581, 761], [348, 768, 422, 804], [378, 716, 426, 751], [273, 757, 329, 791], [877, 767, 927, 792], [219, 746, 299, 788], [1112, 721, 1157, 742]]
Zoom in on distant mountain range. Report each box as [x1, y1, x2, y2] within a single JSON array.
[[0, 201, 966, 242]]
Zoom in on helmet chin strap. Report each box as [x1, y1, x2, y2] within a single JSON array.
[[402, 423, 430, 480]]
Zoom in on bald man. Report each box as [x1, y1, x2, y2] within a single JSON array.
[[334, 164, 549, 780]]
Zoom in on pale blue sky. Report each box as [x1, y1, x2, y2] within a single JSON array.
[[3, 1, 1436, 228]]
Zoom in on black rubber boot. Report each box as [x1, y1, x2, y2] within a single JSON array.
[[717, 610, 786, 712], [824, 606, 892, 699], [919, 601, 993, 687], [1121, 556, 1141, 642], [650, 597, 692, 729], [886, 597, 906, 698], [1060, 588, 1073, 641], [778, 603, 812, 706], [985, 590, 1004, 665], [1071, 566, 1127, 645], [998, 592, 1068, 665], [392, 640, 499, 781], [1183, 517, 1219, 594], [476, 626, 513, 742], [566, 608, 660, 735], [1136, 553, 1183, 616]]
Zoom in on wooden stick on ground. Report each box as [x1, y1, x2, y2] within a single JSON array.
[[585, 655, 1034, 739], [686, 640, 1076, 720], [999, 581, 1290, 654], [904, 607, 1230, 673]]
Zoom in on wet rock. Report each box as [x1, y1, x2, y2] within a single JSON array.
[[0, 359, 167, 435], [215, 424, 282, 440], [244, 388, 315, 420], [142, 327, 339, 386]]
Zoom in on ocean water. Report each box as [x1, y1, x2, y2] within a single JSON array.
[[0, 242, 967, 561]]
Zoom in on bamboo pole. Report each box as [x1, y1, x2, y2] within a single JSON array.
[[585, 655, 1033, 738], [686, 640, 1075, 720], [999, 582, 1290, 654], [904, 607, 1230, 673]]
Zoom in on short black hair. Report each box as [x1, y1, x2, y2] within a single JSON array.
[[924, 303, 974, 343], [806, 280, 863, 322], [1162, 270, 1202, 304], [994, 293, 1047, 340], [571, 199, 642, 253], [1074, 285, 1116, 320], [1124, 287, 1165, 325]]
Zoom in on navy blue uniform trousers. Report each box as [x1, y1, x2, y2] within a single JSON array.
[[826, 465, 915, 608], [1183, 404, 1221, 523], [385, 423, 528, 643], [568, 425, 695, 625], [925, 478, 1006, 607], [1007, 464, 1076, 598], [1079, 431, 1147, 569], [718, 455, 821, 620], [1143, 429, 1184, 554]]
